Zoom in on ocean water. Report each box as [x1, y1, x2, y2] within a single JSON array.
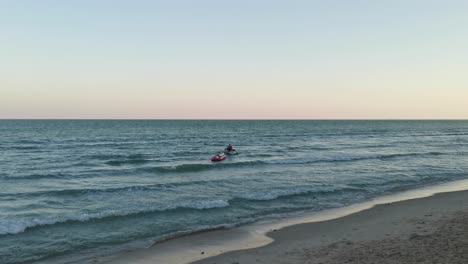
[[1, 120, 467, 264]]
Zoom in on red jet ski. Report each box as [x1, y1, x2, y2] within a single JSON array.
[[211, 152, 226, 162]]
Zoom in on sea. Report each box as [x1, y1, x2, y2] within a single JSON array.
[[1, 120, 467, 264]]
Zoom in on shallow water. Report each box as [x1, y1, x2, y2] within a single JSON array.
[[1, 120, 467, 263]]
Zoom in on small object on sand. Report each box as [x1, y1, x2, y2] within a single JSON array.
[[201, 251, 205, 254]]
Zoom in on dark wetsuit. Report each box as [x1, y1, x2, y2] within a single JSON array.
[[225, 145, 237, 154]]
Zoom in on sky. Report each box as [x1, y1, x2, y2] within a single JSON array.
[[1, 0, 467, 119]]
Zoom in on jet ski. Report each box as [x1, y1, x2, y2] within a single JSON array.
[[211, 152, 226, 162]]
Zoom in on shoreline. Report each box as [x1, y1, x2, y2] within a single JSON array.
[[96, 179, 468, 264], [195, 182, 468, 264]]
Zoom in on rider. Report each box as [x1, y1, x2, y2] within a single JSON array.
[[224, 144, 238, 154]]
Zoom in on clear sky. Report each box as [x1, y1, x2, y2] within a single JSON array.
[[1, 0, 467, 119]]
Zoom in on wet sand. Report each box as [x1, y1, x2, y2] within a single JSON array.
[[194, 189, 468, 264], [99, 180, 468, 264]]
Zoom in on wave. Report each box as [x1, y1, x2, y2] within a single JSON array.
[[0, 166, 155, 181], [0, 184, 364, 235], [104, 154, 152, 166], [236, 188, 319, 201], [234, 185, 364, 202], [106, 159, 151, 166], [0, 179, 231, 198], [0, 184, 369, 236], [0, 169, 125, 181], [15, 139, 44, 144], [140, 160, 263, 173], [8, 145, 42, 150], [4, 168, 462, 236], [125, 152, 446, 174], [1, 173, 67, 181], [1, 152, 448, 182], [264, 151, 444, 165], [0, 199, 230, 235], [80, 153, 154, 166]]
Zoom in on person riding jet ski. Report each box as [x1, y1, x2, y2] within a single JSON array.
[[224, 144, 238, 155]]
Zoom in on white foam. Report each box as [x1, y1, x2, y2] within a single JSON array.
[[0, 199, 231, 235], [239, 187, 313, 201], [183, 199, 230, 210], [0, 211, 117, 235]]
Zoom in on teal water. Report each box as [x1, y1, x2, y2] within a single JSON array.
[[1, 120, 467, 263]]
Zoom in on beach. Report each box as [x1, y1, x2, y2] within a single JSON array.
[[194, 189, 468, 264], [96, 180, 468, 264]]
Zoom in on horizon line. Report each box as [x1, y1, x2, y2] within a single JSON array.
[[1, 118, 467, 121]]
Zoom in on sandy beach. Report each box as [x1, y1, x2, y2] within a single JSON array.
[[194, 189, 468, 264], [96, 181, 468, 264]]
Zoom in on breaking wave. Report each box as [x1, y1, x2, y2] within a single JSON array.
[[0, 199, 230, 235]]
